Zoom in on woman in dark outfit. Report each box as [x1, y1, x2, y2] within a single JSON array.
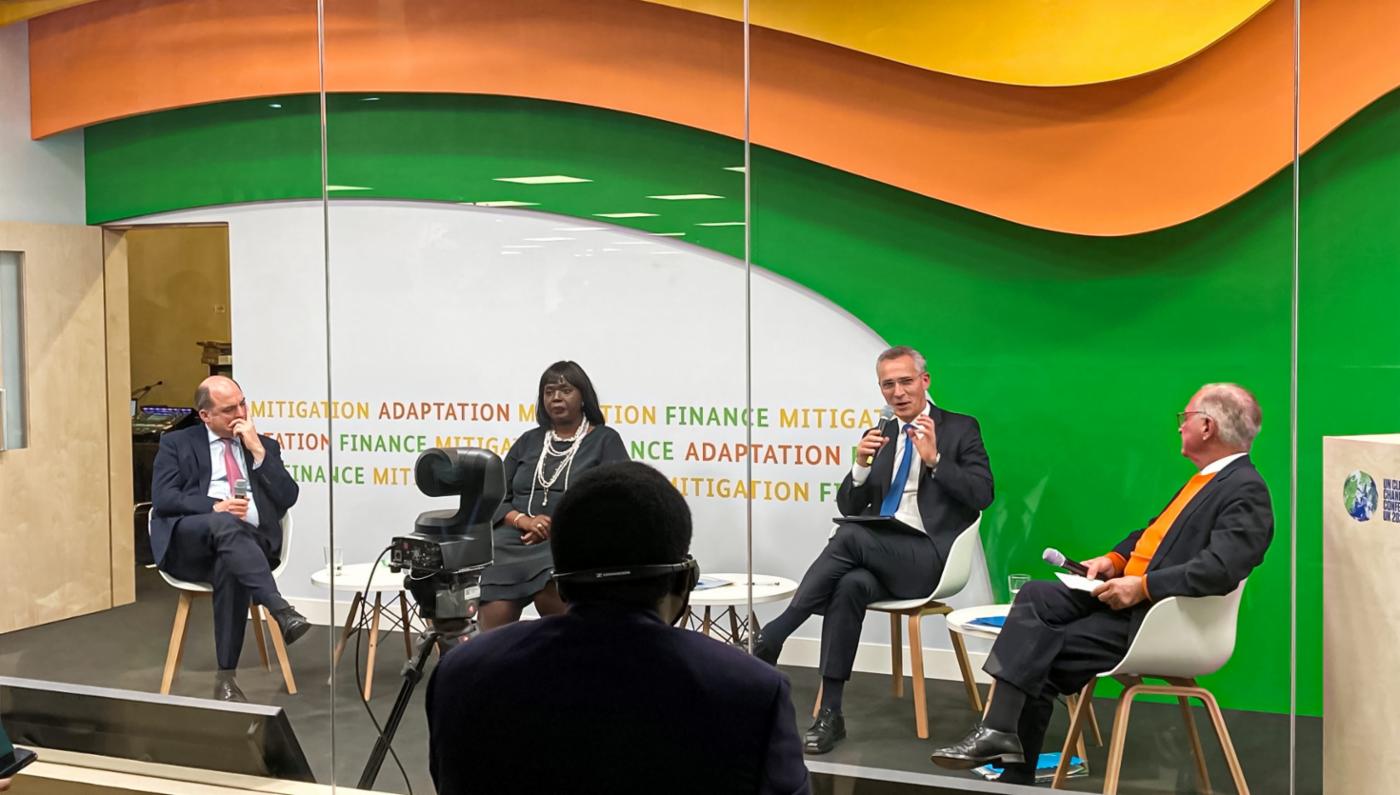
[[479, 361, 630, 630]]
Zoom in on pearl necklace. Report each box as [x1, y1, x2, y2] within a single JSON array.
[[528, 417, 590, 509]]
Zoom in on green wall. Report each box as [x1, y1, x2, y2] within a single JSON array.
[[87, 89, 1400, 716]]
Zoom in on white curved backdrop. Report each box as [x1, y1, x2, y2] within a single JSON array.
[[130, 199, 994, 673]]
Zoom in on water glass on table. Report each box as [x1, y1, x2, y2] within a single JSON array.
[[323, 545, 344, 575], [1008, 573, 1030, 600]]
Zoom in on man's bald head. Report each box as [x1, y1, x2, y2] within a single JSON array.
[[195, 376, 248, 438]]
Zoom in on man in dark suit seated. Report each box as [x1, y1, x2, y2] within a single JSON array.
[[930, 382, 1274, 785], [752, 346, 994, 753], [150, 376, 308, 702], [426, 462, 810, 795]]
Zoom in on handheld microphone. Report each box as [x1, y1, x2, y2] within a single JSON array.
[[865, 406, 897, 465], [1043, 547, 1104, 579], [233, 478, 250, 500]]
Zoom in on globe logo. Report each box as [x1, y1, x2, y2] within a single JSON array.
[[1343, 470, 1379, 522]]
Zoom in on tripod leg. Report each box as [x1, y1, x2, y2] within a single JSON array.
[[357, 630, 441, 791]]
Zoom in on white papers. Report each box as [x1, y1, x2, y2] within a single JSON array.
[[1055, 572, 1104, 593]]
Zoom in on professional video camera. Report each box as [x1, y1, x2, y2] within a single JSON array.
[[361, 446, 503, 789], [389, 446, 503, 639]]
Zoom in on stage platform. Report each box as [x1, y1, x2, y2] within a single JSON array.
[[1, 568, 1320, 793]]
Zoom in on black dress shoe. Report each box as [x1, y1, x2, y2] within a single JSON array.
[[271, 607, 311, 646], [213, 676, 247, 702], [929, 723, 1025, 770], [803, 707, 846, 755], [751, 630, 781, 666]]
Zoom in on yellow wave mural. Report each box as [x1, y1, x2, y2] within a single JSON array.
[[646, 0, 1273, 86], [0, 0, 95, 26]]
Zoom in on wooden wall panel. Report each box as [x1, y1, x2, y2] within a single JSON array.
[[0, 221, 115, 632], [104, 228, 133, 606]]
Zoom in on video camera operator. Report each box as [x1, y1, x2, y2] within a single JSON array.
[[425, 462, 810, 795]]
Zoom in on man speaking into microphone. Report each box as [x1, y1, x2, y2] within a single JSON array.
[[752, 346, 993, 754]]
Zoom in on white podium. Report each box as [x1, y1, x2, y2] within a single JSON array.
[[1324, 434, 1400, 794]]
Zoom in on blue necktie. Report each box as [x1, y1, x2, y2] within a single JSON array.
[[879, 424, 914, 516]]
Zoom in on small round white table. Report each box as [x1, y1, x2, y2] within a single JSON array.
[[682, 572, 798, 644], [946, 603, 1012, 641], [312, 562, 420, 700], [947, 602, 1101, 768]]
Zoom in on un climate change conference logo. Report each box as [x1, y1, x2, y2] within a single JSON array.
[[1343, 470, 1380, 522]]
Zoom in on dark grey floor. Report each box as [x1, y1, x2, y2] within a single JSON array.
[[0, 568, 1321, 794]]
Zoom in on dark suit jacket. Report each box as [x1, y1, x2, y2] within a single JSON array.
[[427, 604, 810, 795], [835, 405, 994, 564], [1113, 455, 1273, 636], [149, 423, 299, 567]]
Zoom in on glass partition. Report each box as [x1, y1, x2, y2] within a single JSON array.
[[320, 2, 747, 790], [0, 2, 1329, 793], [748, 1, 1301, 791], [1303, 4, 1400, 793], [0, 0, 334, 784]]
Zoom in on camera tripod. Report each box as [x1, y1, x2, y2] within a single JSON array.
[[356, 621, 470, 790]]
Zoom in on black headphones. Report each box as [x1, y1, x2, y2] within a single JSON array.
[[552, 555, 701, 618]]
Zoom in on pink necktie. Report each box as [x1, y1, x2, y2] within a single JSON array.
[[222, 438, 245, 489]]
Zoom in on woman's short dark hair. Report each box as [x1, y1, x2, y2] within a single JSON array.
[[536, 361, 606, 428], [551, 462, 693, 607]]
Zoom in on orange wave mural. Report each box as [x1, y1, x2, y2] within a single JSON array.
[[24, 0, 1400, 235]]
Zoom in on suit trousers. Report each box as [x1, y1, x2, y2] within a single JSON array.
[[983, 580, 1139, 776], [788, 523, 939, 680], [164, 512, 288, 670]]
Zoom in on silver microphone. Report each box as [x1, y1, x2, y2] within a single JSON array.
[[865, 406, 897, 465], [1043, 547, 1097, 578], [233, 478, 250, 500]]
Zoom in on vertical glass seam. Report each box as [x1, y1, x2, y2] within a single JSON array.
[[743, 0, 754, 648], [316, 0, 337, 788], [1289, 1, 1301, 793]]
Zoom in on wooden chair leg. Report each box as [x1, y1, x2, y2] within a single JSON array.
[[728, 607, 742, 645], [1052, 679, 1097, 789], [1177, 695, 1212, 793], [700, 605, 713, 636], [1200, 689, 1250, 795], [160, 592, 194, 695], [889, 612, 904, 698], [399, 592, 414, 658], [1066, 693, 1090, 775], [265, 610, 298, 695], [1102, 684, 1141, 795], [908, 612, 929, 739], [250, 606, 271, 671], [983, 678, 996, 718], [329, 591, 364, 684], [364, 593, 384, 700], [1086, 689, 1105, 746], [948, 627, 983, 713]]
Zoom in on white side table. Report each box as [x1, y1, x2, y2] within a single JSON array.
[[947, 602, 1102, 766], [683, 572, 798, 644], [312, 562, 419, 699]]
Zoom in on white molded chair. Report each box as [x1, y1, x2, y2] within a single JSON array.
[[150, 509, 298, 695], [1051, 580, 1249, 794], [814, 516, 983, 739]]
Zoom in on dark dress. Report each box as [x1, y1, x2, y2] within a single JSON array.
[[481, 424, 629, 602]]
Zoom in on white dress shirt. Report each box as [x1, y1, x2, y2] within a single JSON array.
[[207, 428, 261, 528], [849, 403, 934, 530], [1200, 452, 1246, 475]]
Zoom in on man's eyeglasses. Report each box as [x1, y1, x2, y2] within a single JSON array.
[[879, 377, 922, 392], [1177, 410, 1214, 427]]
